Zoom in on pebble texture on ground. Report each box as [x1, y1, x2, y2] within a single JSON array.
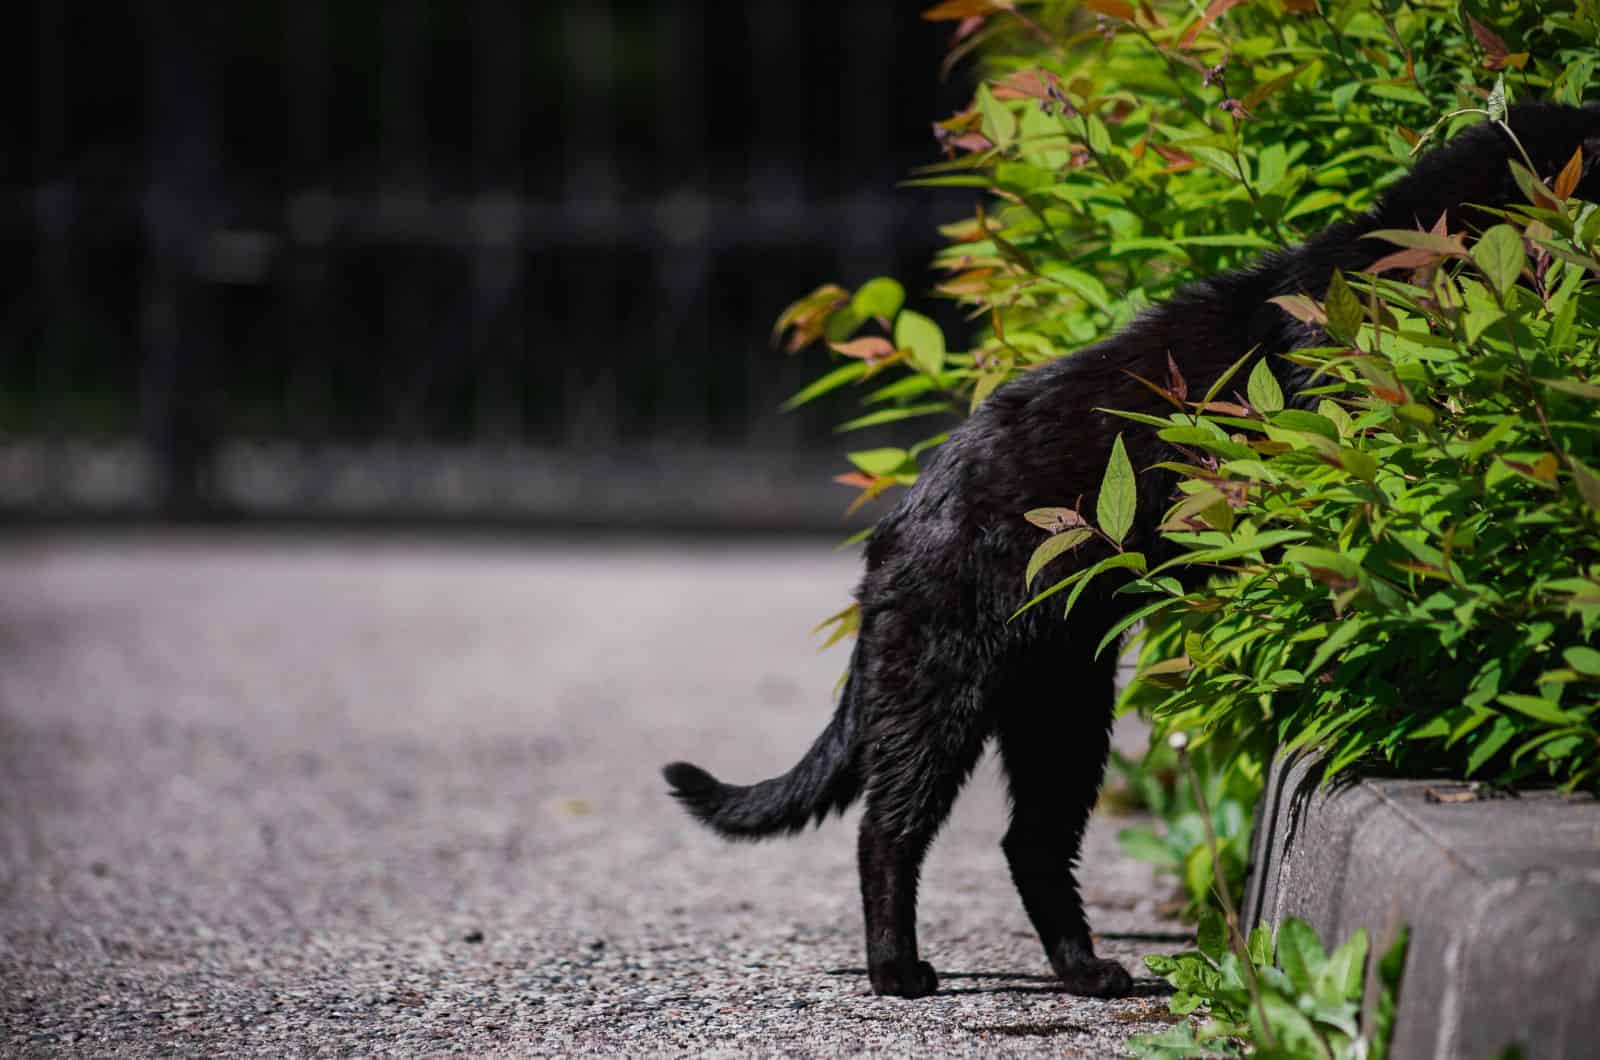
[[0, 535, 1186, 1057]]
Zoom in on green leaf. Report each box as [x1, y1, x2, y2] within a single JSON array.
[[1496, 694, 1586, 726], [1283, 546, 1363, 583], [1562, 646, 1600, 677], [1284, 190, 1345, 224], [1153, 530, 1312, 573], [1045, 266, 1111, 312], [1325, 269, 1364, 341], [1571, 459, 1600, 515], [1183, 843, 1214, 911], [895, 310, 946, 377], [1097, 434, 1137, 546], [1248, 359, 1285, 414], [850, 277, 905, 324], [1196, 910, 1227, 962], [1306, 617, 1371, 676], [834, 402, 952, 433], [1536, 378, 1600, 401], [975, 82, 1016, 150], [1062, 552, 1147, 618], [1319, 929, 1368, 1003], [1026, 528, 1094, 587], [1202, 346, 1260, 408], [1271, 410, 1339, 440], [846, 448, 910, 476], [1119, 826, 1183, 869], [1472, 224, 1526, 297], [782, 362, 868, 410], [1467, 716, 1518, 775], [1276, 918, 1327, 995], [1248, 922, 1275, 968]]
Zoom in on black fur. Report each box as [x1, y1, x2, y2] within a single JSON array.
[[664, 104, 1600, 999]]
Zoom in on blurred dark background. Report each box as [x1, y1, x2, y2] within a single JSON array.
[[4, 1, 972, 531]]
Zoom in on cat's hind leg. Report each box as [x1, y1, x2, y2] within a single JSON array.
[[854, 694, 988, 998], [995, 645, 1132, 997]]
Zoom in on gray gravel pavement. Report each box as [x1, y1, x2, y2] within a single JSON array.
[[0, 534, 1187, 1057]]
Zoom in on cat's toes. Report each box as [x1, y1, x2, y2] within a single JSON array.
[[1057, 957, 1132, 998], [869, 959, 939, 998]]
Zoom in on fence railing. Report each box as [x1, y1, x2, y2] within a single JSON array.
[[5, 1, 969, 527]]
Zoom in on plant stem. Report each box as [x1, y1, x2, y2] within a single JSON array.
[[1176, 735, 1280, 1052]]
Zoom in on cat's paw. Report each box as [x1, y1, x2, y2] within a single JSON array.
[[869, 959, 939, 998], [1057, 957, 1132, 998]]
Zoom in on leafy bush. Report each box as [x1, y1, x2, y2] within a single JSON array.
[[1042, 196, 1600, 791]]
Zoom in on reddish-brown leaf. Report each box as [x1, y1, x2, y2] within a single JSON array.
[[1366, 246, 1445, 275], [1555, 147, 1585, 201], [1179, 0, 1248, 50], [934, 106, 982, 134], [1151, 143, 1199, 172], [1121, 369, 1183, 410], [1167, 353, 1189, 403], [1082, 0, 1137, 20], [1241, 63, 1311, 112], [1024, 507, 1089, 534], [1269, 293, 1328, 326], [936, 268, 998, 296], [1468, 16, 1510, 63], [922, 0, 1012, 21], [774, 284, 850, 352], [952, 15, 987, 43], [944, 132, 995, 155], [991, 68, 1062, 101], [829, 337, 897, 362], [1190, 400, 1253, 417], [833, 472, 876, 489], [1281, 0, 1318, 12]]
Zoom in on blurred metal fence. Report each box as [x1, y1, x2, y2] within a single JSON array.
[[4, 1, 968, 527]]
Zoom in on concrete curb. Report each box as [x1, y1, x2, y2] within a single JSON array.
[[1244, 754, 1600, 1059]]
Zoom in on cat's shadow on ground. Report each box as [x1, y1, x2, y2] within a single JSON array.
[[824, 969, 1174, 998], [823, 928, 1186, 996]]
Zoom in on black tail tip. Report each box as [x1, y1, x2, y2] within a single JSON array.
[[662, 760, 731, 826], [662, 760, 720, 798]]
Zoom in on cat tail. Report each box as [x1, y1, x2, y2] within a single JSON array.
[[661, 642, 864, 839]]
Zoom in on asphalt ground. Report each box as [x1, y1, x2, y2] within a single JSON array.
[[0, 534, 1187, 1057]]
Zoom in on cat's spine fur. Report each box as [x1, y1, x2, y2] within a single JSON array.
[[662, 644, 863, 837]]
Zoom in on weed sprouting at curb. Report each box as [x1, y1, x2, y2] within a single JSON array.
[[1127, 734, 1410, 1060]]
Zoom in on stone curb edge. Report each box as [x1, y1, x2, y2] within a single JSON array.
[[1242, 754, 1600, 1059]]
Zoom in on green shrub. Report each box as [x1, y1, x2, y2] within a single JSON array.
[[1074, 205, 1600, 791]]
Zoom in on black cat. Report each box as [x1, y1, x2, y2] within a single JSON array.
[[665, 103, 1600, 999]]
